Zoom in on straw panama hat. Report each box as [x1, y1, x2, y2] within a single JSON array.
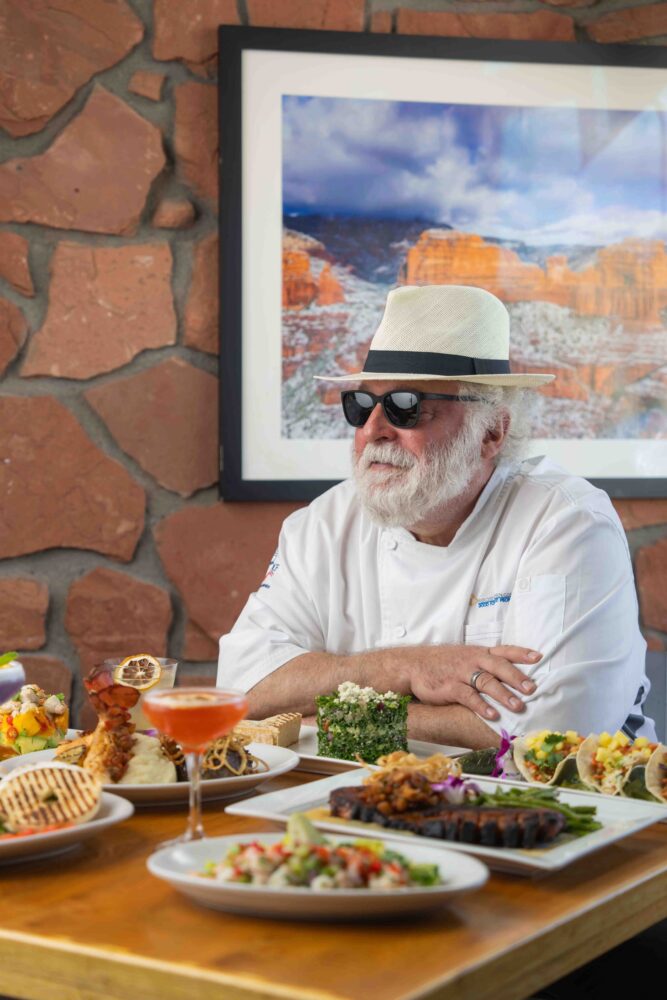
[[315, 284, 555, 388]]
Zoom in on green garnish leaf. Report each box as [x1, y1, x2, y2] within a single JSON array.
[[0, 652, 18, 668]]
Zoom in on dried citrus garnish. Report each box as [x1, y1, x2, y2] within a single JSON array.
[[113, 654, 162, 691]]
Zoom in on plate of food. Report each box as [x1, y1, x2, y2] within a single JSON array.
[[457, 729, 667, 808], [226, 750, 666, 874], [226, 685, 470, 774], [0, 738, 299, 806], [147, 813, 489, 919], [0, 665, 300, 805], [240, 683, 469, 774], [0, 760, 133, 863], [294, 725, 470, 775], [0, 677, 71, 759]]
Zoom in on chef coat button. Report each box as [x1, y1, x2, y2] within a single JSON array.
[[517, 578, 529, 592], [385, 536, 397, 550], [394, 624, 406, 638]]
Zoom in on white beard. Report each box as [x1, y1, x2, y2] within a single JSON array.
[[352, 411, 489, 529]]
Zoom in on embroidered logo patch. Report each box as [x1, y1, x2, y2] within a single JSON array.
[[471, 592, 511, 609], [259, 553, 279, 590]]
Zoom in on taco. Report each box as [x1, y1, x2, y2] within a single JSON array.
[[644, 745, 667, 804], [513, 730, 585, 787], [577, 732, 658, 797]]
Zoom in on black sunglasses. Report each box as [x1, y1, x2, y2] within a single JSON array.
[[341, 389, 477, 429]]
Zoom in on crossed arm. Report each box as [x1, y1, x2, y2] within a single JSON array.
[[243, 643, 541, 750]]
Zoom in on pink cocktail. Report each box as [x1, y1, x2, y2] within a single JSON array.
[[143, 687, 248, 842]]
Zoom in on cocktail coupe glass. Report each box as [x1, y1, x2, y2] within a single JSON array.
[[142, 687, 248, 844]]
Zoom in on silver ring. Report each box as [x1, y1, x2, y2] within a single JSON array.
[[469, 669, 485, 691]]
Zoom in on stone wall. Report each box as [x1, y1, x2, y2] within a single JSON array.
[[1, 0, 666, 723]]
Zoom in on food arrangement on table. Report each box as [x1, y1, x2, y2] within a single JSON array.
[[0, 759, 133, 862], [0, 658, 299, 805], [459, 728, 667, 805], [147, 811, 489, 918], [0, 650, 70, 760]]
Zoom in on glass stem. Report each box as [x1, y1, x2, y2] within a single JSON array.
[[185, 751, 204, 841]]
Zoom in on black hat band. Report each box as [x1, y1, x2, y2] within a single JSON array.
[[363, 350, 511, 377]]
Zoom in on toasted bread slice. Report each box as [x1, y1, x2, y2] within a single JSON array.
[[233, 712, 302, 747], [0, 762, 102, 832]]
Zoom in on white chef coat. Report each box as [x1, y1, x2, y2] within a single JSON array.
[[218, 456, 654, 740]]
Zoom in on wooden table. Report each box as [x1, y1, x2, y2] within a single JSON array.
[[2, 768, 667, 1000]]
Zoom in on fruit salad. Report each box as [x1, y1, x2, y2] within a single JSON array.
[[0, 684, 69, 754]]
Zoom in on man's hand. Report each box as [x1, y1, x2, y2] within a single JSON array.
[[409, 644, 540, 722]]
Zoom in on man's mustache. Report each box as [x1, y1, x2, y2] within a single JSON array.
[[357, 444, 416, 472]]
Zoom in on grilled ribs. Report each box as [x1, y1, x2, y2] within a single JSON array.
[[329, 786, 566, 849]]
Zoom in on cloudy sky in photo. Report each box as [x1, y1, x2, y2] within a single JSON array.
[[282, 96, 667, 246]]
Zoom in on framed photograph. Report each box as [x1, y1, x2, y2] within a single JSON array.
[[218, 26, 667, 500]]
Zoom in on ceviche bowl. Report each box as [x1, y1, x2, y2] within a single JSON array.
[[147, 831, 489, 919]]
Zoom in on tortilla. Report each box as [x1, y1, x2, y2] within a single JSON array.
[[645, 745, 667, 804], [513, 731, 585, 787], [577, 733, 659, 797]]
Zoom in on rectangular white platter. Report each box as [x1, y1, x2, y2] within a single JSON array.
[[291, 725, 470, 774], [226, 769, 666, 875]]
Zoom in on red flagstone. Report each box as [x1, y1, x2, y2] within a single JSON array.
[[612, 500, 667, 532], [128, 71, 166, 102], [85, 358, 218, 498], [0, 396, 145, 561], [0, 0, 143, 137], [184, 233, 218, 354], [395, 8, 575, 40], [0, 297, 27, 376], [65, 568, 172, 676], [586, 3, 667, 42], [154, 501, 304, 640], [0, 579, 49, 650], [0, 232, 34, 296], [22, 242, 175, 379], [0, 88, 165, 235], [247, 0, 364, 30], [637, 538, 667, 633], [183, 619, 220, 661], [152, 198, 196, 229], [153, 0, 239, 75], [173, 82, 218, 205]]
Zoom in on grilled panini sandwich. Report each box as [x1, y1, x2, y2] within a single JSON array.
[[0, 762, 102, 832]]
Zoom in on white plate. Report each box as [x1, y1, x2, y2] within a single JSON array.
[[226, 769, 667, 875], [147, 832, 488, 919], [292, 725, 470, 774], [0, 743, 300, 806], [0, 791, 133, 864]]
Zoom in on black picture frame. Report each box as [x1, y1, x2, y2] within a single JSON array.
[[218, 25, 667, 501]]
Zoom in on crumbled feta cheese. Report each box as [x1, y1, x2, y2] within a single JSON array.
[[335, 681, 400, 706]]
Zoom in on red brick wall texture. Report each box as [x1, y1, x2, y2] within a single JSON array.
[[0, 0, 666, 718]]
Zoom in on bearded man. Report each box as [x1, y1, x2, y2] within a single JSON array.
[[218, 285, 653, 749]]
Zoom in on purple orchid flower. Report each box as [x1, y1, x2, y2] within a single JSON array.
[[431, 774, 481, 804], [492, 728, 516, 778]]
